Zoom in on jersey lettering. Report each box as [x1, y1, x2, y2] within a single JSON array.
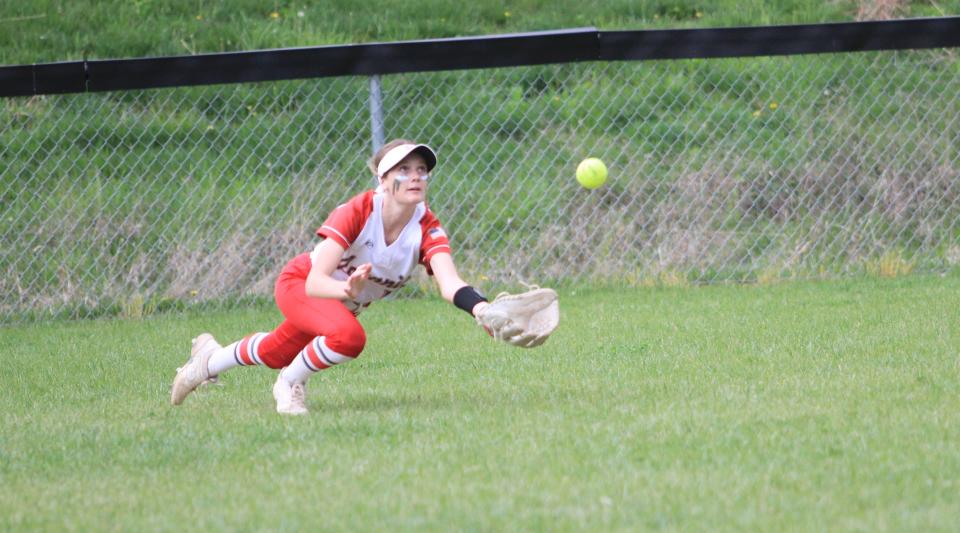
[[312, 190, 451, 315]]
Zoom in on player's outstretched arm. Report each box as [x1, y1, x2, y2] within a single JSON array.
[[429, 252, 487, 315], [429, 252, 559, 348]]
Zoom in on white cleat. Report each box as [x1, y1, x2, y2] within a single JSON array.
[[197, 375, 222, 388], [171, 333, 221, 405], [273, 372, 308, 415]]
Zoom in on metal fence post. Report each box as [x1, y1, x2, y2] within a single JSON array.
[[369, 75, 385, 156]]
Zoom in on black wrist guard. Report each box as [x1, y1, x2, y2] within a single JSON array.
[[453, 286, 487, 315]]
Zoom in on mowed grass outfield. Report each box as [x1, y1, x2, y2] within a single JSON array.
[[2, 274, 959, 531]]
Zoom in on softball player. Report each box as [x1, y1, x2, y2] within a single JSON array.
[[171, 139, 557, 415]]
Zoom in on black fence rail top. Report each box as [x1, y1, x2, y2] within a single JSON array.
[[1, 16, 958, 97]]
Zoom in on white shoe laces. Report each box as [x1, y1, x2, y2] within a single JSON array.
[[290, 383, 307, 410]]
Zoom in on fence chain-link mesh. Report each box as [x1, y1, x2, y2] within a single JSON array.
[[2, 50, 958, 322]]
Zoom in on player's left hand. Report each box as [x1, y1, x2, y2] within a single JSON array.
[[344, 263, 372, 299]]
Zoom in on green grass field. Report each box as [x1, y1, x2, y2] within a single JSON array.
[[3, 274, 959, 530]]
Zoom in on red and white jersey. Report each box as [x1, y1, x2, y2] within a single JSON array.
[[310, 190, 451, 315]]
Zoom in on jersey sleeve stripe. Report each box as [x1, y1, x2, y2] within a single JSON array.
[[319, 225, 350, 248], [424, 244, 451, 256]]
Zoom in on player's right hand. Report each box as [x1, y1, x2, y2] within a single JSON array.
[[344, 263, 372, 299]]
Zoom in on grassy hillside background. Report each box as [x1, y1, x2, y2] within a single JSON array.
[[2, 0, 959, 64], [2, 1, 959, 322]]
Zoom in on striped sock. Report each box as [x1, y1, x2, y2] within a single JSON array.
[[207, 332, 268, 376], [280, 336, 354, 385]]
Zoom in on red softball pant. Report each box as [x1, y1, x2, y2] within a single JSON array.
[[254, 253, 366, 369]]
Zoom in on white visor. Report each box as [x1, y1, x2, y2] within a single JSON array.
[[376, 143, 437, 179]]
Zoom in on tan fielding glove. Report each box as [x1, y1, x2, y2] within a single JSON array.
[[475, 286, 559, 348]]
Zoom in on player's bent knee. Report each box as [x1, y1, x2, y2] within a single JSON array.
[[258, 352, 289, 369], [326, 324, 366, 358]]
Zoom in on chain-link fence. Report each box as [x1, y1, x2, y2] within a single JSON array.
[[2, 49, 959, 322]]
